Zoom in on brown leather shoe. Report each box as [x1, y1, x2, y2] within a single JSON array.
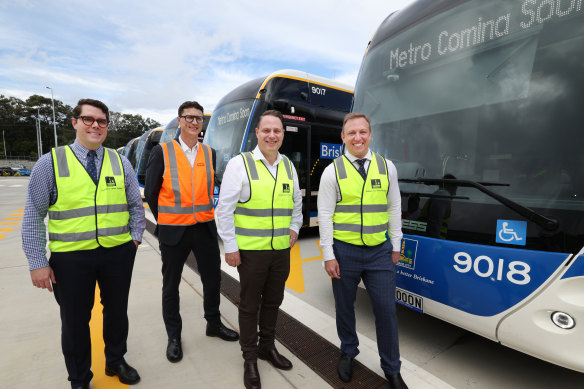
[[243, 361, 261, 389], [258, 346, 292, 370]]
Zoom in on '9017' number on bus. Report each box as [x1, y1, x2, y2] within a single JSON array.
[[453, 252, 531, 285]]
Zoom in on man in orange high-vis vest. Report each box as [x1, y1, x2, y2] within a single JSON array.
[[145, 101, 238, 364]]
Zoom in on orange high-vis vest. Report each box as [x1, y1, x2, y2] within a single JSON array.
[[157, 140, 214, 225]]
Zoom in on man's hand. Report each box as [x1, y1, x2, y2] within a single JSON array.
[[30, 266, 56, 293], [324, 259, 341, 279], [225, 251, 241, 267], [133, 240, 140, 248], [392, 251, 400, 265], [289, 230, 298, 247]]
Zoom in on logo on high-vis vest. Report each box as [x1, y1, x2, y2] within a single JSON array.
[[282, 183, 290, 193], [105, 176, 116, 187], [371, 178, 381, 189]]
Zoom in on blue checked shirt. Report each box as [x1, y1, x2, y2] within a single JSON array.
[[22, 141, 146, 270]]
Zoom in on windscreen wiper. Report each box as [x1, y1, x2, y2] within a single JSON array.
[[399, 178, 559, 231]]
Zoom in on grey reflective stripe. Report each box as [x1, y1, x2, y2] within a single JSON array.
[[49, 204, 128, 220], [374, 153, 386, 175], [334, 156, 347, 179], [159, 204, 213, 214], [333, 223, 388, 234], [235, 227, 289, 237], [55, 146, 70, 177], [243, 152, 259, 180], [49, 225, 129, 242], [107, 148, 122, 175], [234, 208, 293, 217], [334, 204, 387, 213], [202, 145, 213, 203], [282, 155, 292, 180], [165, 142, 182, 206]]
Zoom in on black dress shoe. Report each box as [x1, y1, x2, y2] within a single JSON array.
[[105, 360, 140, 385], [386, 372, 408, 389], [243, 361, 261, 389], [337, 352, 354, 383], [166, 338, 183, 363], [206, 322, 239, 341], [71, 384, 89, 389], [258, 346, 292, 370]]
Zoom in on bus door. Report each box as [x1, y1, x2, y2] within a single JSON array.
[[279, 121, 343, 228], [279, 121, 310, 227]]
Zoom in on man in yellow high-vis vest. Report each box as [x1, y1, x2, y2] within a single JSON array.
[[216, 110, 302, 389], [317, 113, 408, 389], [22, 99, 145, 389]]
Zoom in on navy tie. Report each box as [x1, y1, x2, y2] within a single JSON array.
[[86, 150, 98, 184], [356, 159, 367, 180]]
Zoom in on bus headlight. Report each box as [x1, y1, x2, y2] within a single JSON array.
[[551, 311, 575, 329]]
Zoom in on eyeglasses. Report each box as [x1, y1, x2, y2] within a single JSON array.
[[75, 116, 109, 128], [180, 115, 204, 123]]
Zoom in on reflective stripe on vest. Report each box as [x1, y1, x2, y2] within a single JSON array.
[[333, 153, 389, 246], [157, 141, 214, 225], [234, 152, 294, 250], [48, 146, 130, 251]]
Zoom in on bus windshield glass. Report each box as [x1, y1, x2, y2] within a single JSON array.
[[205, 99, 254, 179], [354, 0, 584, 213]]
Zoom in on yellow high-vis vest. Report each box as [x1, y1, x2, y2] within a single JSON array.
[[235, 152, 294, 250], [333, 153, 389, 246], [48, 146, 131, 252]]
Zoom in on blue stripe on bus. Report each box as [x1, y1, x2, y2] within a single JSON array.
[[397, 234, 570, 316], [240, 100, 261, 152]]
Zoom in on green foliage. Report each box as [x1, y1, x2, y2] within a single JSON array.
[[0, 94, 161, 157]]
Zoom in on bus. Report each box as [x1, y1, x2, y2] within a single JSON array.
[[120, 137, 140, 167], [205, 69, 354, 226], [134, 127, 163, 186], [160, 113, 211, 144], [352, 0, 584, 372]]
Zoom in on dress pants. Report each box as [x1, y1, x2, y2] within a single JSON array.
[[238, 248, 290, 361], [331, 239, 401, 375], [160, 223, 221, 340], [49, 240, 137, 386]]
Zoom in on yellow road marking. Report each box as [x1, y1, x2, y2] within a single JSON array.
[[0, 235, 5, 239], [9, 213, 23, 216], [3, 217, 22, 220], [90, 285, 129, 389], [0, 222, 19, 225], [285, 240, 324, 293], [0, 228, 13, 232], [143, 204, 149, 208]]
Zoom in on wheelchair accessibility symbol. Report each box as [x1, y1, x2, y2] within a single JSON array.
[[496, 220, 527, 246]]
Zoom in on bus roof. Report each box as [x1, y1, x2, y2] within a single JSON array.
[[216, 69, 354, 106], [368, 0, 468, 53]]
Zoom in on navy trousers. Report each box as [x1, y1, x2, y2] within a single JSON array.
[[331, 239, 401, 375], [50, 240, 137, 386]]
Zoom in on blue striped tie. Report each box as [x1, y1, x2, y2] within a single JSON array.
[[356, 159, 367, 180], [86, 150, 98, 184]]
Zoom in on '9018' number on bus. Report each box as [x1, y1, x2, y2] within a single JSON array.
[[453, 252, 531, 285]]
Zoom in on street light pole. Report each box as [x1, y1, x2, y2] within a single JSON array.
[[36, 107, 43, 157], [45, 86, 58, 147], [2, 130, 6, 157]]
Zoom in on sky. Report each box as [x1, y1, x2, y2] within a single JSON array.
[[0, 0, 415, 125]]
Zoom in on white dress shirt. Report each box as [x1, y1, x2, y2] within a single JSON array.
[[216, 146, 303, 253], [177, 137, 199, 167], [317, 149, 403, 261]]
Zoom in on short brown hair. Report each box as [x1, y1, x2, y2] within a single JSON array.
[[258, 109, 284, 127], [73, 99, 109, 122], [178, 101, 204, 117], [342, 112, 370, 132]]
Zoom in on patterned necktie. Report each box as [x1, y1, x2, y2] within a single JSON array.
[[86, 150, 98, 184], [356, 159, 367, 180]]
